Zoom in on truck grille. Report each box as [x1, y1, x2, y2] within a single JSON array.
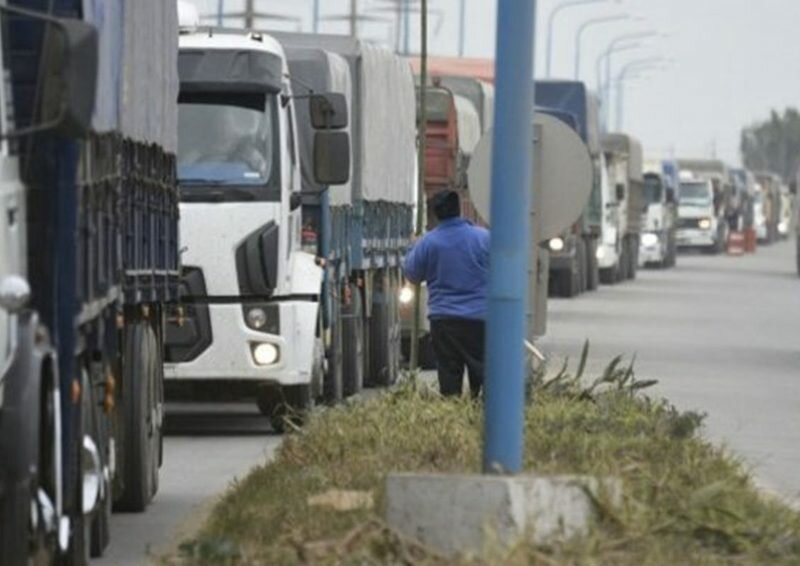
[[677, 218, 702, 229]]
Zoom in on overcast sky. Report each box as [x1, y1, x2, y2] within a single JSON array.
[[188, 0, 800, 165]]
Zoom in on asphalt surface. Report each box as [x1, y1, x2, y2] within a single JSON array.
[[97, 239, 799, 564], [539, 239, 800, 506]]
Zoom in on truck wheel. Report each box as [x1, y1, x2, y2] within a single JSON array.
[[342, 283, 364, 396], [368, 272, 399, 387], [323, 290, 344, 404], [585, 239, 599, 291], [84, 366, 112, 559], [576, 239, 587, 293], [115, 323, 159, 512], [599, 267, 616, 285], [628, 239, 638, 280], [796, 237, 800, 276], [418, 333, 437, 370], [258, 384, 312, 433]]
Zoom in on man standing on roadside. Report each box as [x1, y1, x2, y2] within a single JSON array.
[[403, 190, 490, 397]]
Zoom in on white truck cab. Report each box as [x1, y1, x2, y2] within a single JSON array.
[[676, 173, 719, 252], [164, 20, 349, 425], [639, 162, 677, 268]]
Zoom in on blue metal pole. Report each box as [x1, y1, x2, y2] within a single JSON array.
[[483, 0, 536, 474], [458, 0, 466, 56], [313, 0, 320, 33]]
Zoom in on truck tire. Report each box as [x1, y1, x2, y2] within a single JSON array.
[[796, 237, 800, 276], [367, 272, 400, 387], [115, 323, 160, 512], [418, 333, 437, 370], [628, 238, 638, 280], [323, 288, 343, 404], [585, 238, 599, 291], [599, 267, 616, 285], [85, 366, 111, 558], [342, 283, 364, 397], [576, 239, 587, 293], [258, 384, 312, 433]]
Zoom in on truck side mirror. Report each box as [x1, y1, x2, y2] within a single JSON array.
[[309, 93, 348, 130], [0, 6, 98, 138], [313, 131, 350, 185], [615, 183, 626, 201]]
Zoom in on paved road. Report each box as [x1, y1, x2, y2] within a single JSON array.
[[96, 403, 281, 566], [539, 240, 800, 506]]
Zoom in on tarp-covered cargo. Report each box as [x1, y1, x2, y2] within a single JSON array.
[[272, 32, 416, 205], [453, 95, 481, 158], [604, 133, 644, 235], [285, 46, 353, 206], [535, 80, 600, 155], [83, 0, 179, 152], [603, 133, 643, 182], [437, 76, 494, 133]]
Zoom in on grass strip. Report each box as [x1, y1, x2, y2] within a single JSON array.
[[171, 350, 800, 565]]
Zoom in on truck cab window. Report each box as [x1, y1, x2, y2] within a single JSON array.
[[177, 92, 280, 201]]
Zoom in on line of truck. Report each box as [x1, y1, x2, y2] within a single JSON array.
[[1, 2, 798, 563]]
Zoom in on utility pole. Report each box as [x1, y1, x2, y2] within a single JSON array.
[[458, 0, 466, 56], [350, 0, 358, 37], [245, 0, 254, 28], [313, 0, 320, 33], [403, 0, 411, 54], [410, 0, 428, 368], [484, 0, 537, 473]]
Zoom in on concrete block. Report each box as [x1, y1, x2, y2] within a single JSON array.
[[385, 473, 621, 558]]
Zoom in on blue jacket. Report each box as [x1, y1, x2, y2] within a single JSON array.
[[403, 218, 490, 320]]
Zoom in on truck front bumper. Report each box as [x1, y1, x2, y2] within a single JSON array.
[[164, 300, 318, 387], [596, 243, 620, 270], [639, 232, 665, 264], [398, 283, 430, 337], [677, 228, 715, 248]]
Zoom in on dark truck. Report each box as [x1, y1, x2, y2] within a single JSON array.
[[535, 80, 602, 297], [0, 2, 179, 563]]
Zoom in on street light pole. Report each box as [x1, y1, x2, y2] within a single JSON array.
[[484, 0, 537, 474], [458, 0, 466, 56], [313, 0, 320, 32], [350, 0, 358, 37], [545, 0, 608, 78], [614, 58, 666, 130], [217, 0, 224, 26], [595, 31, 658, 124], [573, 14, 628, 79]]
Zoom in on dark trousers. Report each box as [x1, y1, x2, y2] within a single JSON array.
[[430, 318, 485, 398]]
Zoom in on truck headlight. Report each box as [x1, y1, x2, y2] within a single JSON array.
[[698, 218, 712, 230], [549, 237, 565, 252], [399, 285, 414, 304], [778, 221, 788, 234], [641, 233, 659, 247], [245, 307, 268, 330], [252, 343, 280, 366], [596, 246, 606, 260]]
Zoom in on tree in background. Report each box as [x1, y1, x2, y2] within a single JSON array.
[[740, 108, 800, 182]]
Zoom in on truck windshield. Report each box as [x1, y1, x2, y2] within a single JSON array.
[[679, 181, 712, 205], [178, 92, 279, 201], [643, 175, 663, 204]]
